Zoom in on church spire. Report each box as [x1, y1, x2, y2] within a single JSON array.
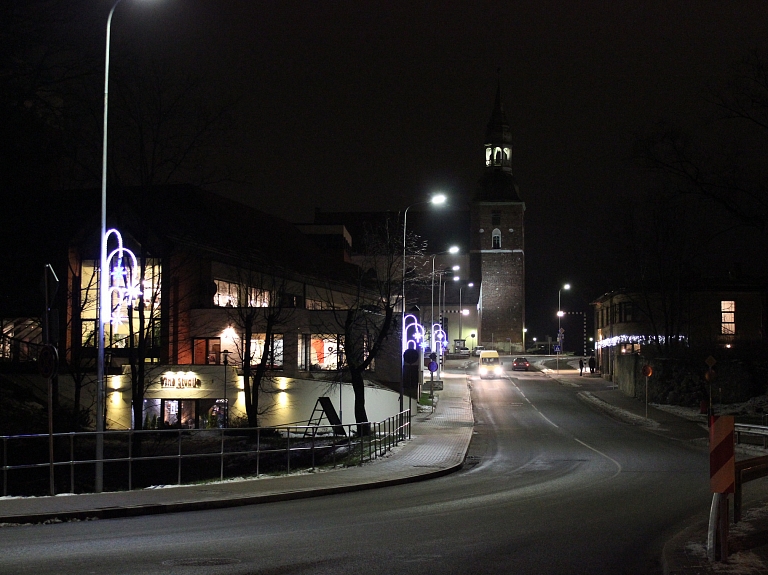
[[475, 76, 522, 202]]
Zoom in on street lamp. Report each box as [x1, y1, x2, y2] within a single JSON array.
[[401, 193, 446, 413], [556, 283, 570, 374], [458, 282, 473, 343], [430, 246, 459, 351], [222, 349, 230, 427], [96, 0, 127, 494]]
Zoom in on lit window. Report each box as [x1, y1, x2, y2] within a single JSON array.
[[248, 287, 269, 307], [721, 301, 735, 335], [485, 147, 492, 166], [214, 279, 238, 307], [492, 228, 501, 249]]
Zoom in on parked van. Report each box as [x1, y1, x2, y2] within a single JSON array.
[[478, 350, 503, 379]]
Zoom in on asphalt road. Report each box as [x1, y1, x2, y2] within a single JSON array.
[[0, 367, 711, 574]]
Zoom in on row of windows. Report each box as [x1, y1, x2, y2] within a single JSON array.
[[596, 300, 737, 335], [596, 302, 636, 328], [213, 280, 344, 310], [193, 333, 365, 372], [214, 279, 271, 308]]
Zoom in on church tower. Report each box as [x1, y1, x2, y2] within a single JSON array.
[[470, 83, 525, 352]]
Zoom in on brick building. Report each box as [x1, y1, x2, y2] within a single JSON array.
[[470, 84, 526, 352]]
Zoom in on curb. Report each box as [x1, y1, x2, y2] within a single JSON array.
[[1, 460, 466, 526]]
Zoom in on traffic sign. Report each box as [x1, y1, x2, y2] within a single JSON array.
[[553, 345, 561, 353], [428, 361, 438, 373], [38, 345, 58, 378]]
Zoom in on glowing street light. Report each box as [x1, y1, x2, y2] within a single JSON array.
[[400, 193, 446, 413], [556, 283, 570, 374]]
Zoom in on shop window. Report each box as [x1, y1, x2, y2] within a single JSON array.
[[721, 300, 735, 335], [214, 279, 238, 307], [492, 228, 501, 249], [305, 334, 342, 371]]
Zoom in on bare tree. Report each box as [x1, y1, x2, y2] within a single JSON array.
[[225, 267, 295, 428]]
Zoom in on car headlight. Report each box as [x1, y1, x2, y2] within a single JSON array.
[[479, 367, 488, 375], [494, 366, 503, 375]]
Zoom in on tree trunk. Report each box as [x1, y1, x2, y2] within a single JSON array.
[[350, 367, 370, 435]]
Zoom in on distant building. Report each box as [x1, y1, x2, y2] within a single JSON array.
[[592, 277, 767, 380]]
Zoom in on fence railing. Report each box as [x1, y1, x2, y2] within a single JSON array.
[[735, 423, 768, 448], [1, 410, 411, 497]]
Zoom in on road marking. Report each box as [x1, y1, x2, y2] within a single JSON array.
[[573, 437, 622, 476]]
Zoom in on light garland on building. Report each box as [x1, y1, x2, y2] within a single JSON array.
[[596, 333, 688, 349]]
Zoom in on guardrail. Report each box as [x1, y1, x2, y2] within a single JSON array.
[[732, 422, 768, 523], [734, 453, 768, 523], [735, 423, 768, 448], [1, 410, 410, 497]]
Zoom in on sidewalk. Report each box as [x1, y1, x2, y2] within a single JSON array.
[[0, 372, 474, 525], [546, 366, 768, 575]]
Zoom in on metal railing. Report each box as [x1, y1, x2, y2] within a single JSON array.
[[735, 422, 768, 448], [1, 410, 410, 497]]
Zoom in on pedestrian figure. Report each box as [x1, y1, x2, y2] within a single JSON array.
[[578, 358, 584, 376], [588, 355, 596, 374]]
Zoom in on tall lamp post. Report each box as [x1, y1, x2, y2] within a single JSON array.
[[96, 0, 127, 494], [556, 283, 570, 374], [430, 247, 459, 351], [400, 193, 446, 413], [222, 349, 230, 427]]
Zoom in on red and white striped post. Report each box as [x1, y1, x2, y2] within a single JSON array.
[[708, 414, 734, 562]]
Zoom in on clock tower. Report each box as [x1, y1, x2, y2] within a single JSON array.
[[470, 83, 525, 352]]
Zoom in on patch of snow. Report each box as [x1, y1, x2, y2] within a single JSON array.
[[578, 392, 661, 428]]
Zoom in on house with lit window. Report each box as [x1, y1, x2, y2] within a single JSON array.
[[47, 185, 402, 430], [592, 276, 767, 381]]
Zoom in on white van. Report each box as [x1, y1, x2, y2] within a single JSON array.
[[478, 350, 503, 379]]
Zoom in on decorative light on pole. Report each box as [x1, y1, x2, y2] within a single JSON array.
[[401, 193, 446, 413], [556, 283, 570, 375], [95, 0, 128, 496]]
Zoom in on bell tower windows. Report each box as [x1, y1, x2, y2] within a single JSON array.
[[485, 146, 512, 168]]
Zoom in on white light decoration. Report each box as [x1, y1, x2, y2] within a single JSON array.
[[595, 334, 688, 349], [432, 324, 448, 351], [403, 314, 425, 350], [101, 228, 141, 327]]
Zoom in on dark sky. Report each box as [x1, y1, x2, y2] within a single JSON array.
[[105, 0, 768, 345]]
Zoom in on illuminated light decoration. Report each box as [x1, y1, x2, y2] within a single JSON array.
[[403, 314, 425, 351], [100, 228, 142, 327], [161, 371, 202, 389], [595, 334, 688, 349], [432, 324, 448, 350]]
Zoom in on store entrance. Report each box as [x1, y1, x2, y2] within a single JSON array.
[[142, 398, 228, 429]]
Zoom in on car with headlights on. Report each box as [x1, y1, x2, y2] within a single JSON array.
[[478, 350, 503, 379]]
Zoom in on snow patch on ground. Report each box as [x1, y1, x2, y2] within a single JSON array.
[[578, 392, 662, 428]]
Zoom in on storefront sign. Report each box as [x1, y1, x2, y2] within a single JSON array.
[[161, 372, 202, 389]]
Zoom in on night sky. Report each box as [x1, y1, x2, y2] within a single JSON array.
[[55, 1, 768, 344]]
